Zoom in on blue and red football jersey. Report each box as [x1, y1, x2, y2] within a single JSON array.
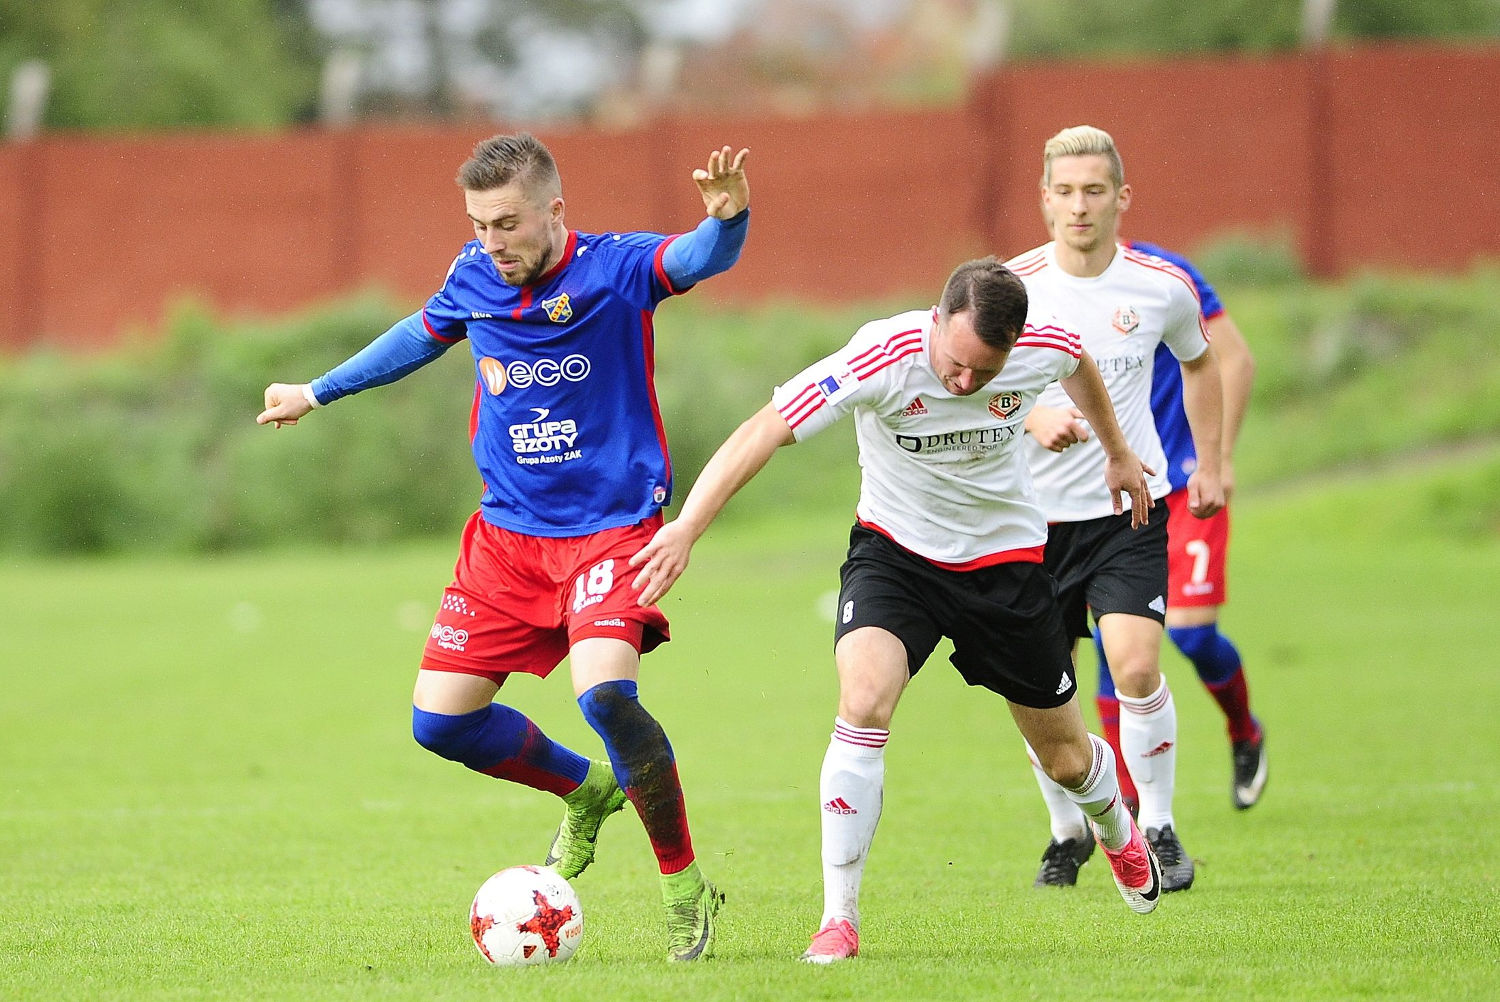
[[1125, 240, 1225, 492], [421, 229, 685, 537]]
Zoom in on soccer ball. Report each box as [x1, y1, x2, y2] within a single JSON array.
[[470, 865, 584, 966]]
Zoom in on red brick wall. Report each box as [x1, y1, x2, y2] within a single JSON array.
[[1, 41, 1497, 349]]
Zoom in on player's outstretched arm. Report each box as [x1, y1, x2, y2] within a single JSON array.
[[630, 403, 793, 606], [1179, 347, 1226, 518], [255, 313, 451, 430], [693, 146, 749, 219], [1059, 350, 1155, 527]]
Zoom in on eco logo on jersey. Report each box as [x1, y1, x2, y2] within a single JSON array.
[[479, 357, 509, 395], [1112, 305, 1140, 335], [987, 392, 1022, 419], [542, 292, 573, 323], [478, 354, 592, 395]]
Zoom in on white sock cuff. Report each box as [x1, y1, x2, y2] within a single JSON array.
[[1118, 675, 1171, 714], [833, 717, 889, 754], [1079, 733, 1111, 793]]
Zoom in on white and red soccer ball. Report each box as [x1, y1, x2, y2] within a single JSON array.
[[470, 865, 584, 966]]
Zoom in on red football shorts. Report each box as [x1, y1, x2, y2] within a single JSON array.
[[420, 511, 671, 683], [1165, 488, 1231, 609]]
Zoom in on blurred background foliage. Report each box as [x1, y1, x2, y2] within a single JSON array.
[[1, 0, 1498, 130], [2, 1, 1497, 554], [2, 240, 1497, 555]]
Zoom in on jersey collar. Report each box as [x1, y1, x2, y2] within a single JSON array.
[[528, 230, 578, 288]]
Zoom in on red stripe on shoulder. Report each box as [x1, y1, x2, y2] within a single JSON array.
[[1007, 247, 1049, 275], [1121, 248, 1202, 303], [849, 327, 923, 379], [1016, 322, 1082, 358]]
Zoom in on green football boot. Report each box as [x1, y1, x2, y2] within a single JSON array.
[[544, 759, 628, 879], [662, 861, 724, 962]]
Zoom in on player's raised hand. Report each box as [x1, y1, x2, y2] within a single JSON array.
[[629, 520, 697, 607], [693, 146, 749, 219], [257, 382, 315, 429]]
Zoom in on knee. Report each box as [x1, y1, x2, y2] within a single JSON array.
[[1168, 623, 1217, 662], [1107, 656, 1159, 696], [1038, 741, 1093, 790], [578, 679, 644, 733], [411, 705, 486, 762], [836, 683, 895, 730]]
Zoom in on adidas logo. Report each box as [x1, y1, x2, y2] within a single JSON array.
[[593, 618, 627, 628], [822, 797, 858, 815], [1143, 740, 1174, 758], [1055, 673, 1074, 695], [1148, 595, 1166, 615], [899, 396, 928, 417]]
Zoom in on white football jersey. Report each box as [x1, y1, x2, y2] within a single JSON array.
[[1007, 242, 1210, 522], [771, 309, 1081, 566]]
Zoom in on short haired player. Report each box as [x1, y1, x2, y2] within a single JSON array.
[[1010, 125, 1225, 894], [630, 257, 1166, 965], [257, 133, 750, 962]]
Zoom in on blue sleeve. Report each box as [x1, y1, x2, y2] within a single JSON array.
[[661, 208, 749, 287], [310, 312, 452, 405]]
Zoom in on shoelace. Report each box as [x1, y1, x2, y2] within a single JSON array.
[[1038, 840, 1083, 881], [808, 923, 855, 954], [1150, 829, 1184, 867]]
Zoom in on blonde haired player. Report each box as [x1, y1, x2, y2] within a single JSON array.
[[1010, 125, 1225, 893]]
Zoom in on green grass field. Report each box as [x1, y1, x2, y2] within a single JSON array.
[[4, 451, 1499, 1001]]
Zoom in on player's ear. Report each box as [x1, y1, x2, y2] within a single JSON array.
[[1116, 184, 1132, 212]]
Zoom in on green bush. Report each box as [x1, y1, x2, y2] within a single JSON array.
[[2, 267, 1498, 555]]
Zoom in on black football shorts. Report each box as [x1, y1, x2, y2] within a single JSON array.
[[832, 524, 1078, 709], [1044, 508, 1169, 638]]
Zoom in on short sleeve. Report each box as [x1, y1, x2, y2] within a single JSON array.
[[1161, 277, 1211, 363], [770, 325, 891, 442]]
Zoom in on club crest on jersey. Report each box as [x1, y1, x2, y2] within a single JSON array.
[[1112, 305, 1140, 335], [542, 292, 573, 323], [987, 391, 1022, 419]]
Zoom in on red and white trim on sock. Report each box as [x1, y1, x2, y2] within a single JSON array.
[[834, 718, 889, 749]]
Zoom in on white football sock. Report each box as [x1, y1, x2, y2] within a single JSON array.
[[1120, 675, 1177, 831], [1025, 741, 1089, 842], [1061, 734, 1131, 850], [819, 717, 887, 929]]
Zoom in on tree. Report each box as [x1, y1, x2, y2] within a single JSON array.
[[0, 0, 321, 130], [307, 0, 654, 120], [1003, 0, 1500, 59]]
